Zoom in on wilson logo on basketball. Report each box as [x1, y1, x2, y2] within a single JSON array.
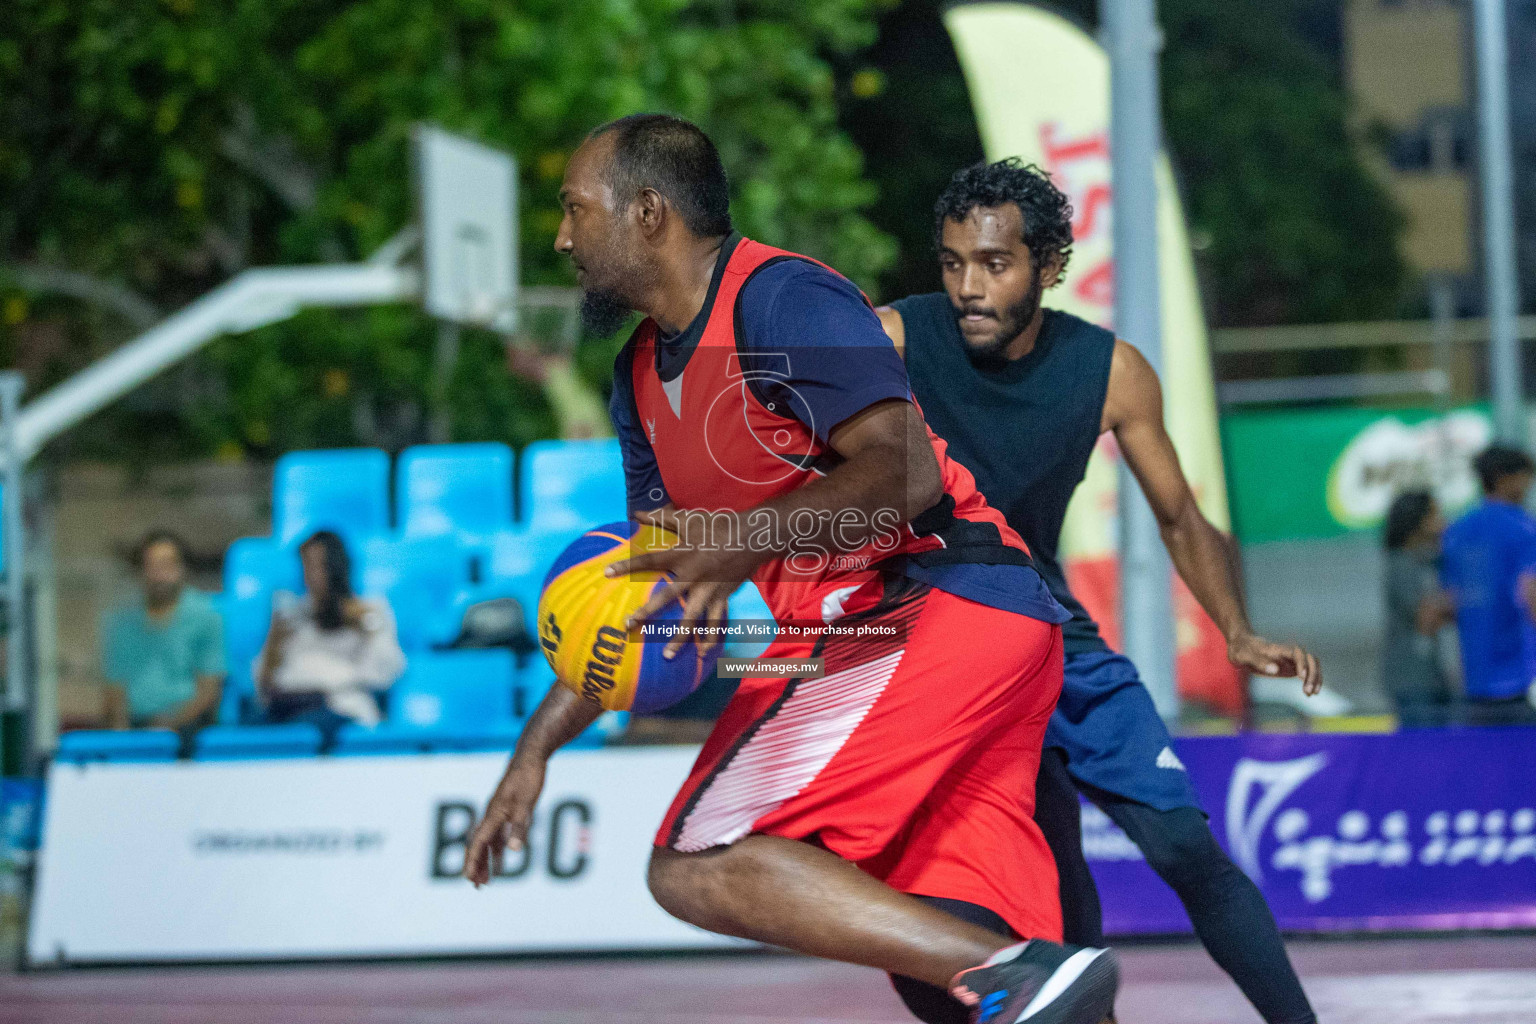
[[580, 626, 626, 704]]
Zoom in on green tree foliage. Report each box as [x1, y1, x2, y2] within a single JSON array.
[[841, 0, 1407, 326], [0, 0, 895, 460], [1158, 0, 1406, 326]]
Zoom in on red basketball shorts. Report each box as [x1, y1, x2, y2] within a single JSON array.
[[654, 582, 1064, 942]]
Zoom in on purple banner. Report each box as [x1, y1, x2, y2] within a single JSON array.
[[1087, 728, 1536, 935]]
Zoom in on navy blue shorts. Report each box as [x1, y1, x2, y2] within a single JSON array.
[[1043, 649, 1201, 812]]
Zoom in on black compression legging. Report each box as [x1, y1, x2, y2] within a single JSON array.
[[1034, 748, 1317, 1024], [888, 896, 1013, 1024]]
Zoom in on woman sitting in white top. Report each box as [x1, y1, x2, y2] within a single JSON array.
[[254, 530, 405, 738]]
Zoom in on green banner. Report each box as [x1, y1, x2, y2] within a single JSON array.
[[1222, 405, 1493, 543]]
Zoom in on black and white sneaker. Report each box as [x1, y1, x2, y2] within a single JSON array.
[[950, 940, 1119, 1024]]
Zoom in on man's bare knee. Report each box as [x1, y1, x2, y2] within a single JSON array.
[[646, 846, 689, 915], [647, 844, 744, 931]]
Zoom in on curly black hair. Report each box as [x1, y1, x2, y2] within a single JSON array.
[[934, 158, 1075, 280]]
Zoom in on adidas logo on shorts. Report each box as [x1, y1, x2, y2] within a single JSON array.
[[1156, 746, 1186, 771]]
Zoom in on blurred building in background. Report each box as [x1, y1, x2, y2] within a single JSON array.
[[1349, 0, 1536, 321], [1345, 0, 1475, 307]]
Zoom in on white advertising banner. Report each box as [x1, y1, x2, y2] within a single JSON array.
[[28, 747, 742, 963]]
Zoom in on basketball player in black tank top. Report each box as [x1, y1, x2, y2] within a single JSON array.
[[875, 160, 1322, 1024]]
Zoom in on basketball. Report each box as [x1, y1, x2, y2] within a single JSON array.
[[536, 521, 717, 713]]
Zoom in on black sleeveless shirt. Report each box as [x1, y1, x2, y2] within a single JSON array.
[[894, 292, 1116, 654]]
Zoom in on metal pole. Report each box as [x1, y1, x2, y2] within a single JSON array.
[[0, 372, 27, 772], [1475, 0, 1526, 444], [1103, 0, 1178, 716], [1430, 278, 1457, 493], [1430, 279, 1456, 414], [430, 321, 461, 444]]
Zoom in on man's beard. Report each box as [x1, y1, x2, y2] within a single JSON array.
[[954, 269, 1045, 366], [579, 287, 635, 336], [576, 243, 658, 336]]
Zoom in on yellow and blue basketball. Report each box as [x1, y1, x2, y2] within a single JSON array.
[[536, 521, 717, 713]]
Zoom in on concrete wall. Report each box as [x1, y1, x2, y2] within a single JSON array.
[[49, 461, 273, 726]]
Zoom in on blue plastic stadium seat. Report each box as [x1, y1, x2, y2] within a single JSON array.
[[484, 525, 588, 588], [193, 724, 323, 760], [56, 729, 179, 764], [331, 719, 524, 756], [207, 592, 247, 724], [429, 582, 530, 651], [356, 534, 477, 650], [222, 537, 301, 656], [273, 448, 390, 546], [219, 537, 305, 723], [468, 523, 569, 610], [725, 583, 777, 658], [397, 443, 515, 539], [521, 439, 625, 533], [389, 649, 517, 727], [437, 525, 582, 655], [483, 527, 547, 587], [572, 710, 629, 747]]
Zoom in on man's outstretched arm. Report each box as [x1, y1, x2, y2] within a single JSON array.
[[463, 684, 602, 886], [1104, 340, 1322, 695]]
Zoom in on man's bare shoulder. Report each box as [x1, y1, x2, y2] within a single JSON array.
[[1108, 338, 1161, 394], [1103, 338, 1163, 432]]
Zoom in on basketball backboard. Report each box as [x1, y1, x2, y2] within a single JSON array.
[[413, 125, 518, 332]]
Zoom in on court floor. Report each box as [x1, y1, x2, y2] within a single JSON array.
[[1, 934, 1533, 1023]]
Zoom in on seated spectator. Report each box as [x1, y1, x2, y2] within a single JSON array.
[[253, 530, 405, 737], [102, 531, 225, 737], [1382, 490, 1456, 727], [1441, 445, 1536, 726]]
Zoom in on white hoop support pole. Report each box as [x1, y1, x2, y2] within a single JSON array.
[[13, 263, 418, 462]]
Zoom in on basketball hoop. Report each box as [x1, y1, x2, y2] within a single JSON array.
[[413, 125, 519, 333]]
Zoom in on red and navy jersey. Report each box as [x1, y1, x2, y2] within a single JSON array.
[[609, 233, 1068, 627]]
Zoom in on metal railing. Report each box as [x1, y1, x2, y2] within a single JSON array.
[[1211, 314, 1536, 406]]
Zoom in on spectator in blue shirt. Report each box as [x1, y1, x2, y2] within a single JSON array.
[[1441, 445, 1536, 725], [102, 531, 226, 733]]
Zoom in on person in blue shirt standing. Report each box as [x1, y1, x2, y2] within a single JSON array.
[[1441, 444, 1536, 725]]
